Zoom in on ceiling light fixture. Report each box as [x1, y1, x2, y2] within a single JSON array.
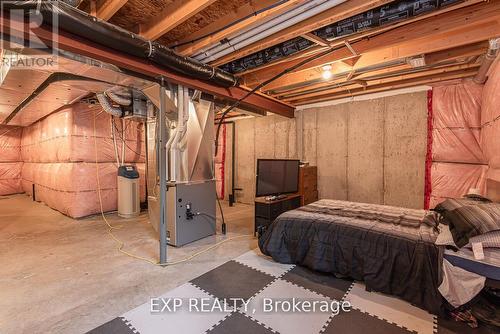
[[321, 65, 332, 80]]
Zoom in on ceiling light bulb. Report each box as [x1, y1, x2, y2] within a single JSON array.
[[321, 64, 332, 80]]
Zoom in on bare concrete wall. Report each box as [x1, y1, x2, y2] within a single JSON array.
[[232, 91, 428, 208], [233, 115, 297, 204]]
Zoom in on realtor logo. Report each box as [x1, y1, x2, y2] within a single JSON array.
[[0, 0, 59, 71]]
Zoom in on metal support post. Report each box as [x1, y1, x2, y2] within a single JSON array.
[[158, 80, 168, 265]]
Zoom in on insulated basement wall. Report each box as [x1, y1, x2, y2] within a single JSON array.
[[233, 92, 427, 208], [429, 79, 486, 208], [19, 103, 146, 218], [482, 58, 500, 202], [215, 123, 235, 202], [0, 126, 23, 195]]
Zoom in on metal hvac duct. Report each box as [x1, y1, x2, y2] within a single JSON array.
[[2, 1, 239, 87]]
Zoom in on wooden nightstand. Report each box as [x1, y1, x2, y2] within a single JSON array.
[[254, 194, 301, 236]]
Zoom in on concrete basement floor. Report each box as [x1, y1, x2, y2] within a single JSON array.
[[0, 194, 257, 334]]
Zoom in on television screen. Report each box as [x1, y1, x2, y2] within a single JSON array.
[[256, 159, 300, 197]]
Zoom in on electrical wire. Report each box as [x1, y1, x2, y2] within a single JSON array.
[[214, 45, 343, 156], [216, 196, 227, 234], [112, 118, 147, 158], [94, 109, 160, 265], [94, 110, 252, 266]]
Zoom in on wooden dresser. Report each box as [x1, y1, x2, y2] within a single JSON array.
[[298, 165, 318, 206]]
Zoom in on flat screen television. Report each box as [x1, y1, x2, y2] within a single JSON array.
[[256, 159, 300, 197]]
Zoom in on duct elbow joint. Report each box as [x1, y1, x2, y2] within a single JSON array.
[[97, 93, 123, 118]]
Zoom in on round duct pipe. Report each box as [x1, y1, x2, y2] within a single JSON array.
[[3, 1, 239, 87]]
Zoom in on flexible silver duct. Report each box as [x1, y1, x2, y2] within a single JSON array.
[[96, 93, 122, 117], [106, 90, 132, 106]]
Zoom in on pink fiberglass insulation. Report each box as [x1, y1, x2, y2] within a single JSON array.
[[0, 126, 22, 162], [21, 103, 145, 163], [430, 162, 488, 209], [429, 79, 488, 208], [215, 123, 226, 199], [0, 162, 22, 196], [432, 80, 485, 164], [16, 103, 148, 218], [21, 162, 146, 218], [0, 126, 23, 196], [482, 58, 500, 126], [481, 57, 500, 199]]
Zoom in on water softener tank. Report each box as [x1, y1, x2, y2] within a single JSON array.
[[117, 165, 140, 218]]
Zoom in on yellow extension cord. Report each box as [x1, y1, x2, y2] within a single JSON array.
[[93, 110, 252, 266]]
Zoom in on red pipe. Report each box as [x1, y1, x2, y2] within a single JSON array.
[[424, 89, 433, 210]]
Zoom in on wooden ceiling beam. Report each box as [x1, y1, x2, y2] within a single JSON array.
[[283, 63, 479, 102], [301, 33, 330, 47], [273, 63, 412, 97], [272, 42, 487, 97], [94, 0, 128, 21], [140, 0, 217, 41], [425, 41, 489, 65], [290, 67, 478, 105], [249, 2, 500, 92], [210, 0, 394, 66], [177, 0, 306, 56], [238, 0, 485, 79]]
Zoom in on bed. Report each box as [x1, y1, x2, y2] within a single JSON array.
[[259, 199, 444, 314], [444, 248, 500, 281]]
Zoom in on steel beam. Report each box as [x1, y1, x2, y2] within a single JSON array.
[[0, 13, 295, 118]]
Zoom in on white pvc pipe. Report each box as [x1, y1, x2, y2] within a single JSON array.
[[195, 0, 346, 63], [170, 86, 183, 181], [194, 0, 329, 61], [121, 118, 125, 166], [178, 86, 190, 181]]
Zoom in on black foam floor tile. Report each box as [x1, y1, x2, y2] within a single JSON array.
[[208, 312, 275, 334], [323, 309, 414, 334], [281, 265, 353, 301], [190, 260, 275, 306], [437, 315, 499, 334], [86, 317, 137, 334]]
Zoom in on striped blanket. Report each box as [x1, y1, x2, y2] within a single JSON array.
[[300, 199, 432, 227]]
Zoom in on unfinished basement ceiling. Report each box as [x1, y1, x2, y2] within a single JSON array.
[[0, 48, 157, 127], [2, 0, 496, 121]]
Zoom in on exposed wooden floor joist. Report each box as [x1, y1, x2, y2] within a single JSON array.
[[176, 0, 306, 56], [92, 0, 128, 21], [292, 67, 479, 105], [245, 1, 500, 94], [140, 0, 218, 40], [58, 0, 500, 109]]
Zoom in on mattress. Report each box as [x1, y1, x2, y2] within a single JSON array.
[[444, 248, 500, 281], [259, 200, 444, 315]]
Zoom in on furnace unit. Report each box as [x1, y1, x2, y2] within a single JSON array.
[[146, 87, 216, 246]]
